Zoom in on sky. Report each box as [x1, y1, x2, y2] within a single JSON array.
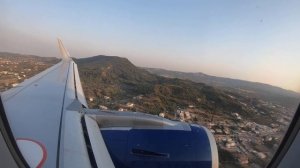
[[1, 0, 300, 92]]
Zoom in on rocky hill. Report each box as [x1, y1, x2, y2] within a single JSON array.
[[75, 55, 279, 124]]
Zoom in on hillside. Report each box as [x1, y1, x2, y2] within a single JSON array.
[[75, 55, 281, 124], [144, 67, 300, 108], [75, 56, 240, 113]]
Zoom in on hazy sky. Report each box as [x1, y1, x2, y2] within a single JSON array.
[[1, 0, 300, 92]]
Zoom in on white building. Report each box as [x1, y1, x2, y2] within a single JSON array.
[[126, 102, 134, 108], [159, 113, 165, 118], [99, 105, 108, 110], [104, 96, 110, 100], [188, 105, 195, 108], [256, 152, 267, 159], [118, 108, 128, 112], [12, 83, 19, 87], [179, 112, 185, 121]]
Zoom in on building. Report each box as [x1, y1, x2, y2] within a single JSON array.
[[159, 113, 165, 118], [179, 111, 185, 121], [126, 102, 134, 108], [184, 111, 191, 120], [99, 105, 108, 110], [256, 152, 267, 159], [118, 108, 128, 112], [104, 96, 110, 100], [12, 83, 19, 87], [188, 105, 195, 108]]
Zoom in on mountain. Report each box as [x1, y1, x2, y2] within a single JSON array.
[[75, 56, 242, 113], [74, 55, 281, 126], [74, 55, 158, 99], [144, 68, 300, 108]]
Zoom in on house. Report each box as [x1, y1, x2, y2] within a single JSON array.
[[179, 112, 185, 121], [225, 142, 236, 148], [104, 96, 110, 100], [12, 83, 19, 87], [118, 108, 128, 112], [159, 113, 165, 118], [99, 105, 108, 110], [126, 102, 134, 108], [215, 129, 223, 134], [188, 105, 195, 108], [256, 152, 267, 159], [184, 111, 191, 120]]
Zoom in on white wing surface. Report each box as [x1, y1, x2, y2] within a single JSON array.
[[0, 39, 99, 168]]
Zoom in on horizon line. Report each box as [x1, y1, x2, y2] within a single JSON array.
[[1, 50, 299, 94]]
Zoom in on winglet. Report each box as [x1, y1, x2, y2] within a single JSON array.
[[57, 38, 70, 61]]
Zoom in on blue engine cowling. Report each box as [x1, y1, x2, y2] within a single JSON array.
[[101, 124, 218, 168]]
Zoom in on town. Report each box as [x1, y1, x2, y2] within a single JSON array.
[[0, 53, 59, 92], [88, 92, 295, 167]]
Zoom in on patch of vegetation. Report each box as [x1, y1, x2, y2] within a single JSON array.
[[75, 55, 259, 119]]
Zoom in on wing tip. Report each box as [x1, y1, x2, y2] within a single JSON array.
[[57, 38, 70, 61]]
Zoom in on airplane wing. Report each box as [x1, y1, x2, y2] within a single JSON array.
[[0, 39, 113, 168], [0, 40, 218, 168]]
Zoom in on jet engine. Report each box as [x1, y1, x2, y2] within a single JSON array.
[[88, 111, 219, 168]]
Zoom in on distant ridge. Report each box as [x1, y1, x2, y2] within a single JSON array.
[[144, 67, 300, 107], [0, 52, 60, 63]]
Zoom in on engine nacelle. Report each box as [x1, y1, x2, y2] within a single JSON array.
[[87, 110, 219, 168], [101, 124, 218, 168]]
